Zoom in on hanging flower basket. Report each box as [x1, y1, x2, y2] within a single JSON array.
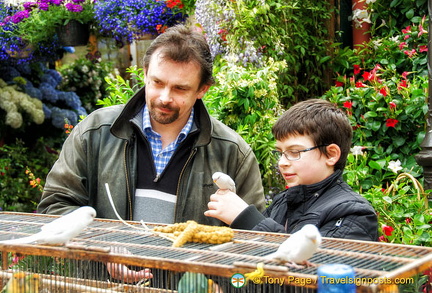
[[56, 20, 90, 46]]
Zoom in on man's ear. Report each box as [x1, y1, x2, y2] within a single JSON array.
[[326, 144, 341, 166]]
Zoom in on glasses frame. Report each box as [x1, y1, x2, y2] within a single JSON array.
[[272, 144, 329, 162]]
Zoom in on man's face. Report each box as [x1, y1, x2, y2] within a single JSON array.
[[144, 49, 209, 129]]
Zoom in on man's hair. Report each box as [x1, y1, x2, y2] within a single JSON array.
[[272, 99, 352, 170], [143, 24, 214, 88]]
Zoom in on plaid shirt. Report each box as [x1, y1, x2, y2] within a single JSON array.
[[143, 105, 194, 176]]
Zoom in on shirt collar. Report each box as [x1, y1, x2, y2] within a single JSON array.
[[142, 104, 194, 143]]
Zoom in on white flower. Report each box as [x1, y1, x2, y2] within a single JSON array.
[[388, 160, 403, 173], [350, 146, 364, 155], [366, 0, 376, 4]]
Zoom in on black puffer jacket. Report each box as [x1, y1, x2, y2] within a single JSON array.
[[231, 170, 378, 241]]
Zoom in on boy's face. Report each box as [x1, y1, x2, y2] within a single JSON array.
[[275, 134, 335, 188]]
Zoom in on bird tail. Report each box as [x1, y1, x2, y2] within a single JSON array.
[[0, 235, 39, 245]]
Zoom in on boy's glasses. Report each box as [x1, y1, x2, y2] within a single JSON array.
[[272, 145, 328, 161]]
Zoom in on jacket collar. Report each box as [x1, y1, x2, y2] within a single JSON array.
[[284, 169, 343, 206], [110, 87, 213, 146]]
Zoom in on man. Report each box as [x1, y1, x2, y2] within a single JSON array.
[[38, 24, 265, 227]]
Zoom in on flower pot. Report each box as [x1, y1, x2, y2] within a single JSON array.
[[56, 20, 90, 46]]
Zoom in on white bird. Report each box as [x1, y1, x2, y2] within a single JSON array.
[[212, 172, 236, 193], [0, 206, 96, 245], [265, 224, 321, 268]]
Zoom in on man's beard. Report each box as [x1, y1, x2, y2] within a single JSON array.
[[149, 100, 180, 124]]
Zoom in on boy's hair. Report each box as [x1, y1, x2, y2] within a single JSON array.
[[143, 24, 214, 88], [272, 99, 352, 170]]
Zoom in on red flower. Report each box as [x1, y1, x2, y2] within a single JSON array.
[[389, 101, 396, 109], [398, 79, 408, 90], [335, 81, 344, 87], [379, 87, 388, 96], [165, 0, 183, 8], [362, 71, 372, 81], [382, 225, 394, 236], [386, 119, 399, 128], [405, 217, 412, 224], [343, 101, 353, 109], [402, 26, 411, 34], [355, 81, 367, 88], [353, 65, 361, 75]]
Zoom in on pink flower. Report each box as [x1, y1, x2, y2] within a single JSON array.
[[419, 45, 428, 53], [403, 49, 417, 57], [378, 235, 388, 242], [418, 24, 427, 37], [398, 42, 407, 50], [382, 225, 394, 236], [401, 71, 409, 79]]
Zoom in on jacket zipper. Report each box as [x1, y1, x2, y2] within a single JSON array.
[[335, 217, 343, 227], [173, 147, 197, 221], [123, 138, 133, 220]]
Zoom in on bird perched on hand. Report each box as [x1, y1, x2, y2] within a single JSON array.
[[1, 272, 40, 293], [265, 224, 321, 268], [0, 206, 96, 245], [212, 172, 236, 193]]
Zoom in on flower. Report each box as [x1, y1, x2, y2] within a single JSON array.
[[93, 0, 187, 44], [343, 101, 353, 109], [389, 101, 396, 109], [385, 118, 398, 128], [382, 225, 394, 236], [388, 160, 402, 173], [0, 0, 94, 61], [350, 145, 364, 155]]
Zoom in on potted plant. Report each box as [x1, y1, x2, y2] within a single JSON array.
[[0, 0, 95, 50]]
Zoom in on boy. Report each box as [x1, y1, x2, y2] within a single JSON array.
[[205, 99, 378, 241]]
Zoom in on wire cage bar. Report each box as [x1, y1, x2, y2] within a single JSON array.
[[0, 212, 430, 292]]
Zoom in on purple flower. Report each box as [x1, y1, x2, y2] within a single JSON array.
[[65, 3, 83, 12], [51, 0, 63, 5], [38, 3, 50, 11], [72, 0, 86, 3], [23, 2, 37, 11], [11, 10, 30, 24]]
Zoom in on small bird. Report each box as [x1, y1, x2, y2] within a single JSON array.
[[1, 272, 40, 293], [0, 206, 96, 245], [212, 172, 236, 193], [265, 224, 321, 268], [177, 272, 215, 293]]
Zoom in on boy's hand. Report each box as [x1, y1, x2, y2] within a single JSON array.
[[204, 189, 248, 225]]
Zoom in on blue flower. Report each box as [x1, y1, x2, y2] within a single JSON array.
[[43, 104, 52, 119], [39, 82, 58, 103], [50, 106, 78, 129], [0, 66, 20, 82], [57, 91, 82, 110], [44, 69, 62, 85]]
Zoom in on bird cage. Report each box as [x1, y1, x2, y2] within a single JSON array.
[[0, 212, 430, 293]]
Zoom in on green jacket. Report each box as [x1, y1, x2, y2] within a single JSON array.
[[38, 88, 265, 225]]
